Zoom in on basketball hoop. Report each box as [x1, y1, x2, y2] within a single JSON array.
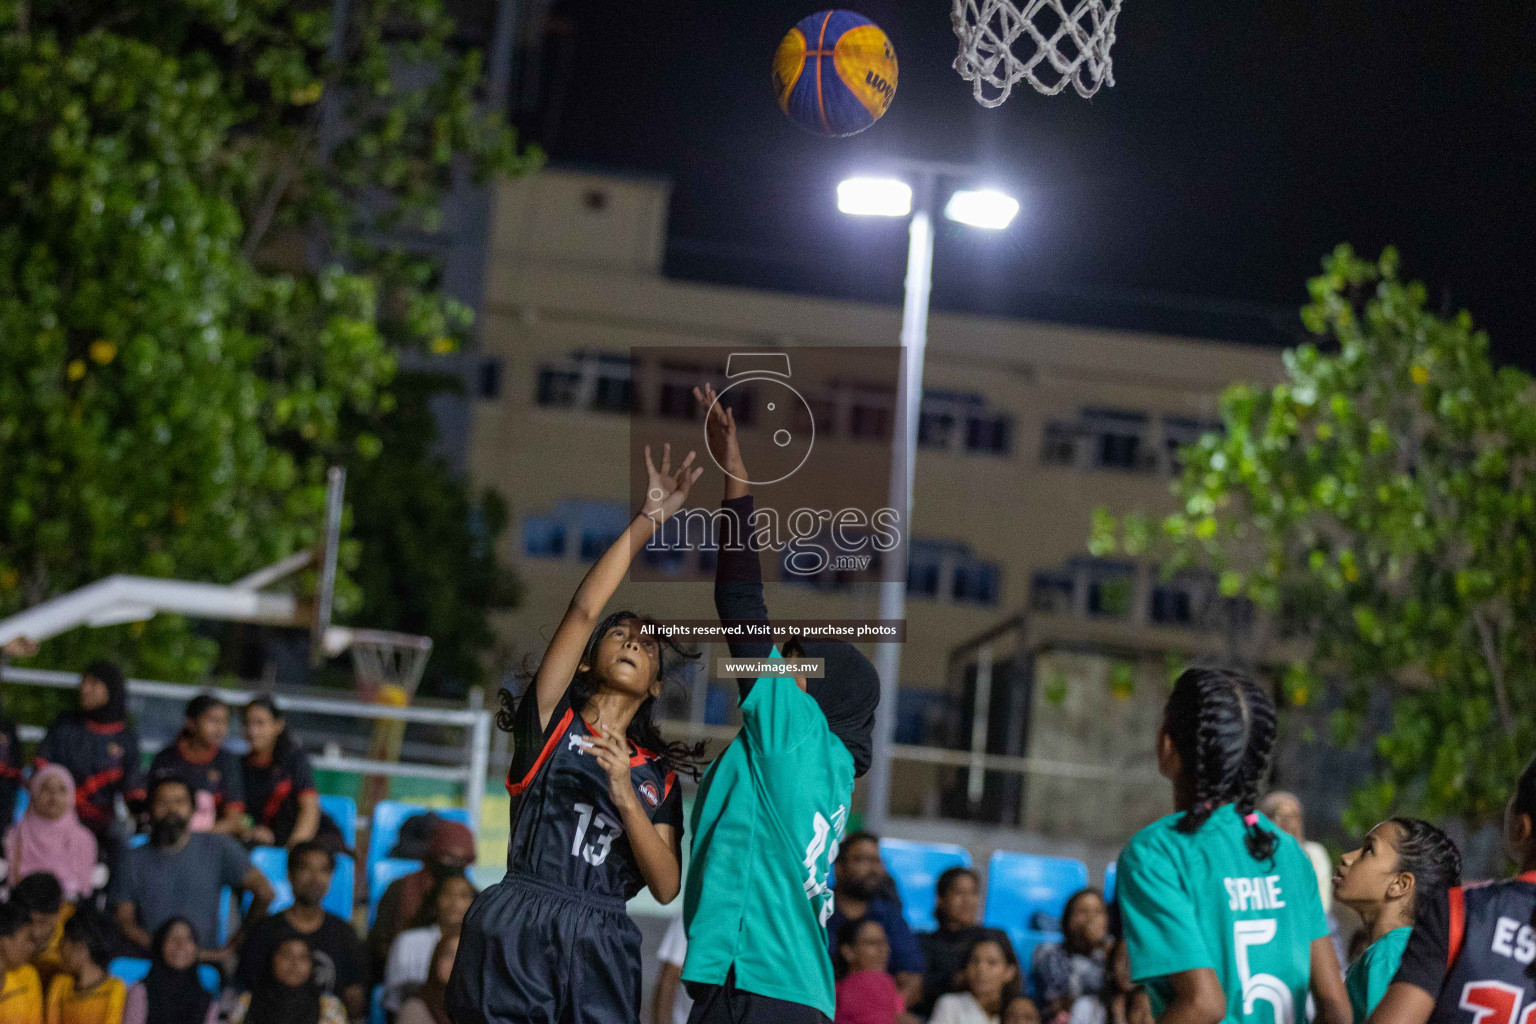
[[952, 0, 1123, 105], [344, 628, 433, 701]]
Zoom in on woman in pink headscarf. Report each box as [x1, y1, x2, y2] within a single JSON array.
[[5, 764, 99, 898]]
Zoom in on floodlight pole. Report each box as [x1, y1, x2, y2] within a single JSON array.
[[865, 168, 937, 837]]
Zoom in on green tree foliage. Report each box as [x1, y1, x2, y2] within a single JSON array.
[[344, 371, 518, 698], [1092, 246, 1536, 829], [0, 0, 535, 681]]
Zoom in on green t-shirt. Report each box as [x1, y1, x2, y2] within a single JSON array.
[[1346, 927, 1411, 1022], [681, 670, 855, 1018], [1117, 805, 1330, 1024]]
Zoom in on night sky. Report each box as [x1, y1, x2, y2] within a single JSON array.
[[533, 1, 1535, 364]]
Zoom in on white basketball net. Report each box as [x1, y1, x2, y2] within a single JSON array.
[[952, 0, 1124, 105]]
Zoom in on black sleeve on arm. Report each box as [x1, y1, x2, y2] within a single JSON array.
[[1393, 886, 1452, 996], [713, 495, 774, 692]]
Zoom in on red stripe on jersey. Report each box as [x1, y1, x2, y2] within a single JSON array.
[[1447, 886, 1466, 970], [663, 771, 676, 803], [262, 780, 293, 826], [507, 709, 574, 797], [85, 720, 125, 735]]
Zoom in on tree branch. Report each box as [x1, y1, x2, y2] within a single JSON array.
[[242, 121, 318, 260], [1473, 607, 1517, 737]]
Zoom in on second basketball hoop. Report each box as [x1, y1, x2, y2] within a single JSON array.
[[952, 0, 1123, 105]]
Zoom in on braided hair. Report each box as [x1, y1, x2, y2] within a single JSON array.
[[497, 611, 707, 779], [1385, 817, 1461, 921], [1164, 666, 1278, 863]]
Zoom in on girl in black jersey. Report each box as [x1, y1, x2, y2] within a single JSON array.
[[1370, 755, 1536, 1024], [241, 696, 346, 852], [149, 693, 245, 836], [447, 444, 707, 1024]]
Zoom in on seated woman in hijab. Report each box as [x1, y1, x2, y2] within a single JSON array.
[[5, 765, 99, 899], [230, 936, 347, 1024], [123, 918, 218, 1024]]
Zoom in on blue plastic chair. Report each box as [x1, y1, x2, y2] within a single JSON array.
[[367, 800, 471, 874], [248, 846, 356, 920], [878, 839, 972, 933], [319, 794, 358, 849], [983, 850, 1089, 938], [369, 857, 424, 927], [370, 984, 387, 1024], [108, 958, 220, 994], [1103, 861, 1118, 904], [12, 789, 26, 825]]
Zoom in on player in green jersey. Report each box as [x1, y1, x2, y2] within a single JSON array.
[[681, 384, 880, 1024], [1333, 818, 1460, 1021], [1117, 667, 1352, 1024]]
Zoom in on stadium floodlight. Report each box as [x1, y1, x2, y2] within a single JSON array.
[[944, 189, 1020, 229], [837, 177, 913, 218]]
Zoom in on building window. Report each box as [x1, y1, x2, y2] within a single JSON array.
[[535, 351, 635, 414], [1030, 571, 1075, 613], [919, 391, 1013, 455], [656, 362, 703, 420], [952, 560, 1001, 605], [523, 517, 567, 558], [1162, 415, 1222, 474], [919, 409, 958, 449], [1041, 422, 1084, 466], [908, 542, 946, 598], [1084, 409, 1150, 471], [1082, 559, 1137, 617], [478, 359, 502, 400], [848, 393, 894, 440], [966, 415, 1012, 454]]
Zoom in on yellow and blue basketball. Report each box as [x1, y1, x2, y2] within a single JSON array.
[[774, 10, 898, 138]]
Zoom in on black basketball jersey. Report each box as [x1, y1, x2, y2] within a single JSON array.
[[504, 687, 682, 900], [1396, 873, 1536, 1024]]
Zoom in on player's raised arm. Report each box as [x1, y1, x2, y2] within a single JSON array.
[[529, 443, 703, 728], [696, 384, 775, 682]]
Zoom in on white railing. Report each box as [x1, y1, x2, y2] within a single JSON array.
[[0, 666, 493, 833]]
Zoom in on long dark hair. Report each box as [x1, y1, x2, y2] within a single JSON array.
[[967, 932, 1022, 1007], [1164, 666, 1278, 863], [934, 866, 980, 930], [497, 611, 706, 779], [1385, 818, 1460, 921], [1061, 888, 1107, 955], [245, 695, 296, 761], [80, 660, 127, 724], [62, 907, 111, 971], [833, 916, 884, 980], [178, 693, 225, 744]]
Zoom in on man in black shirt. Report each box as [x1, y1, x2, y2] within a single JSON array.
[[237, 840, 367, 1018]]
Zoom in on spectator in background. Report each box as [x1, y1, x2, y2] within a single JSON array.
[[1031, 889, 1111, 1024], [919, 867, 1005, 1015], [0, 901, 44, 1024], [366, 819, 474, 979], [929, 933, 1022, 1024], [11, 873, 66, 977], [241, 698, 346, 852], [0, 637, 32, 831], [1004, 997, 1042, 1024], [149, 694, 245, 835], [123, 918, 218, 1024], [36, 661, 146, 865], [110, 775, 274, 964], [1067, 934, 1152, 1024], [828, 833, 925, 1009], [237, 841, 366, 1020], [45, 908, 126, 1024], [834, 918, 918, 1024], [397, 934, 457, 1024], [6, 767, 99, 898], [1260, 790, 1347, 966], [383, 874, 475, 1012], [651, 915, 692, 1024], [229, 936, 347, 1024]]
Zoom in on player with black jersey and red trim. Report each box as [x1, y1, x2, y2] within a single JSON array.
[[1369, 755, 1536, 1024], [36, 660, 146, 865], [446, 443, 708, 1024]]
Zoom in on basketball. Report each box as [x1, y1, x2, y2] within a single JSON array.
[[774, 10, 898, 138]]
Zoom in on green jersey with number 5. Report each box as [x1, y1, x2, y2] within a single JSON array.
[[1117, 804, 1329, 1024]]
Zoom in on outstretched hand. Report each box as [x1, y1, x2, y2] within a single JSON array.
[[694, 384, 746, 478], [1, 636, 38, 659], [641, 443, 703, 523]]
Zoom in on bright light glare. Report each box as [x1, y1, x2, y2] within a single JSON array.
[[837, 177, 913, 218], [944, 189, 1020, 230]]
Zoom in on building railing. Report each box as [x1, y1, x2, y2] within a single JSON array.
[[0, 666, 493, 833]]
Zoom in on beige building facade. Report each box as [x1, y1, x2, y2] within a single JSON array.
[[468, 167, 1286, 838]]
